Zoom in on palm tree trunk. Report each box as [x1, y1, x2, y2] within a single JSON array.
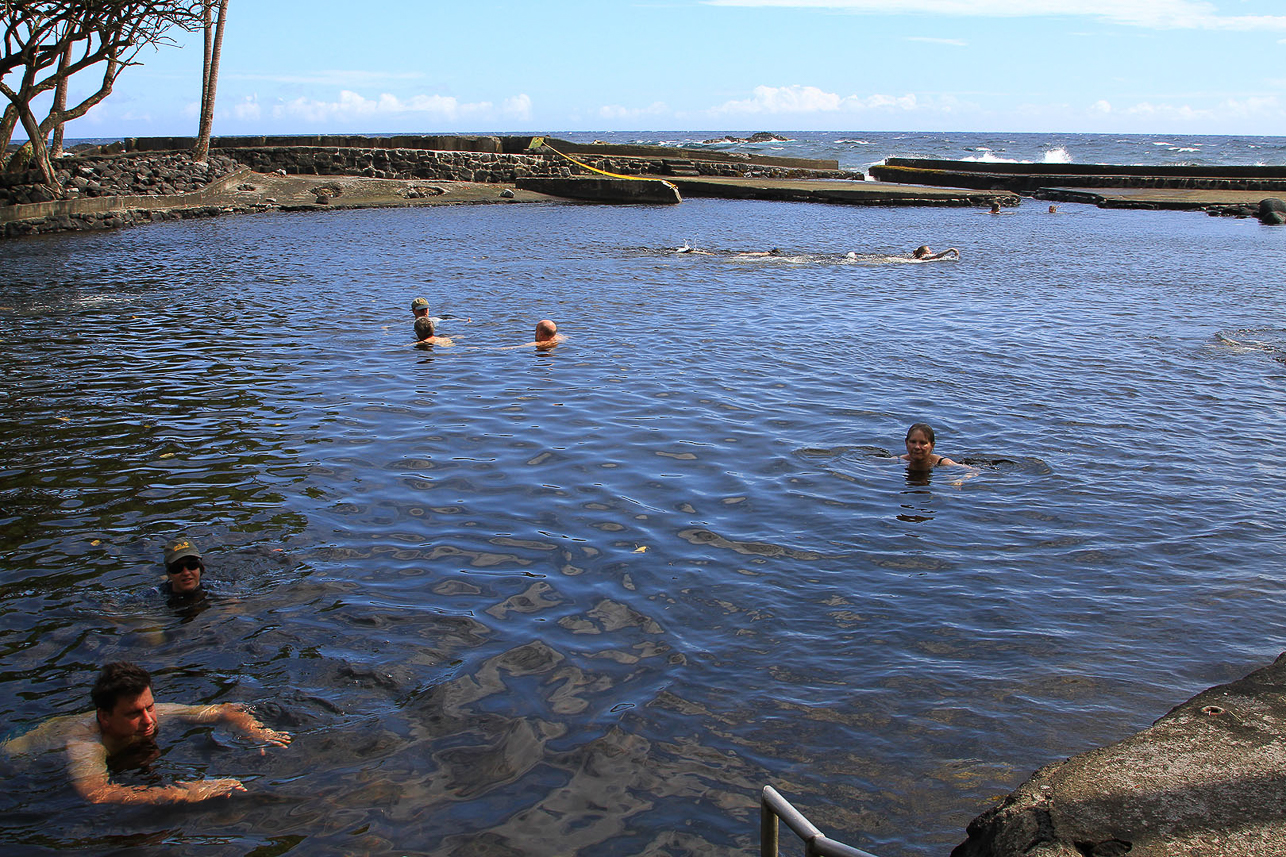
[[194, 0, 229, 162]]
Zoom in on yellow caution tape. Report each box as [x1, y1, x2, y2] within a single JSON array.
[[537, 141, 679, 192]]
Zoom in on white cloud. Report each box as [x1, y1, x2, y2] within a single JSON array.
[[906, 36, 967, 46], [703, 0, 1286, 31], [1217, 95, 1280, 116], [232, 95, 262, 121], [503, 94, 533, 120], [713, 84, 920, 114], [598, 101, 670, 120], [271, 90, 531, 124], [1079, 94, 1282, 126], [1119, 101, 1209, 121]]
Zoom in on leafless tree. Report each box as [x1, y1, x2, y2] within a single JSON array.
[[193, 0, 227, 162], [1, 1, 202, 185]]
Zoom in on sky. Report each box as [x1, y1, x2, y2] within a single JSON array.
[[20, 0, 1286, 140]]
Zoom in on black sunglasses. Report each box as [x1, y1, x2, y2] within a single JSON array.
[[168, 558, 203, 574]]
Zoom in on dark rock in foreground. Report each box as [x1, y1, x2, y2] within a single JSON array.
[[953, 653, 1286, 857], [1258, 197, 1286, 225]]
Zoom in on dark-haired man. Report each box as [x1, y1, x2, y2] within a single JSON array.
[[1, 662, 290, 804]]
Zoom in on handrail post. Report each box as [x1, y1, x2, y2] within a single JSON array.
[[761, 788, 779, 857], [760, 784, 883, 857]]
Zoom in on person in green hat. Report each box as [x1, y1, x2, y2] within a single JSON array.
[[161, 537, 208, 601]]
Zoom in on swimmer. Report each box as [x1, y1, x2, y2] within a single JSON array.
[[1048, 205, 1058, 214], [736, 248, 785, 258], [532, 318, 566, 349], [1, 662, 291, 805], [497, 319, 567, 350], [161, 537, 206, 599], [900, 422, 960, 471], [989, 202, 1002, 214], [413, 315, 453, 347], [911, 245, 961, 261]]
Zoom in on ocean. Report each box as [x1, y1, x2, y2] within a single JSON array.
[[554, 129, 1286, 174], [1, 131, 1285, 856]]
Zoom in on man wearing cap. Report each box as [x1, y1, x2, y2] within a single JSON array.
[[2, 661, 290, 804], [161, 537, 208, 600]]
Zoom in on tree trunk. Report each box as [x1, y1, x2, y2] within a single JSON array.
[[0, 103, 18, 159], [15, 100, 56, 186], [194, 0, 229, 162], [50, 42, 73, 158]]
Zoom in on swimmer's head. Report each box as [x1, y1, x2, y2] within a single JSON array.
[[913, 245, 932, 259], [906, 422, 936, 445], [414, 316, 435, 340], [411, 297, 430, 316], [92, 662, 152, 715], [535, 319, 558, 341]]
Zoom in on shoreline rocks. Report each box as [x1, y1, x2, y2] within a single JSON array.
[[952, 652, 1286, 857]]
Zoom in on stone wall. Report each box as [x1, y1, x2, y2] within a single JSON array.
[[0, 153, 240, 206], [208, 145, 850, 182], [1, 145, 852, 211], [213, 146, 568, 182]]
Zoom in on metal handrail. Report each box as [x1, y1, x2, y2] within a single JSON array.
[[760, 785, 882, 857]]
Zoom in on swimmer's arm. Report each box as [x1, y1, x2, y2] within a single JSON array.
[[66, 737, 246, 804], [162, 703, 292, 749], [939, 459, 982, 488]]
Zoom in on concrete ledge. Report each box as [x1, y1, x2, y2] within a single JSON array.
[[666, 176, 1012, 207], [515, 176, 681, 204], [870, 159, 1286, 194], [952, 653, 1286, 857]]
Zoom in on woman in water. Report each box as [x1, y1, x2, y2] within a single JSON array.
[[900, 422, 959, 471], [912, 245, 960, 261]]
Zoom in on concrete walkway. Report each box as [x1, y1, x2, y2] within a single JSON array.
[[1037, 186, 1282, 210], [662, 175, 1012, 207]]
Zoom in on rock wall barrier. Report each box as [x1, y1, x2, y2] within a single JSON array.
[[1, 166, 254, 238]]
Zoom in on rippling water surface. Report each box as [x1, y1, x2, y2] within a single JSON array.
[[3, 198, 1286, 856]]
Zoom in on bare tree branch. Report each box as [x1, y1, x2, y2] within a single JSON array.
[[2, 1, 202, 183]]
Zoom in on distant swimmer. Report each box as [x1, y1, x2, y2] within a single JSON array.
[[900, 422, 960, 472], [735, 248, 786, 258], [675, 241, 712, 255], [532, 318, 566, 349], [1, 662, 291, 805], [414, 315, 453, 347], [410, 296, 435, 328], [1048, 205, 1058, 213], [989, 201, 1002, 214], [912, 245, 960, 261]]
